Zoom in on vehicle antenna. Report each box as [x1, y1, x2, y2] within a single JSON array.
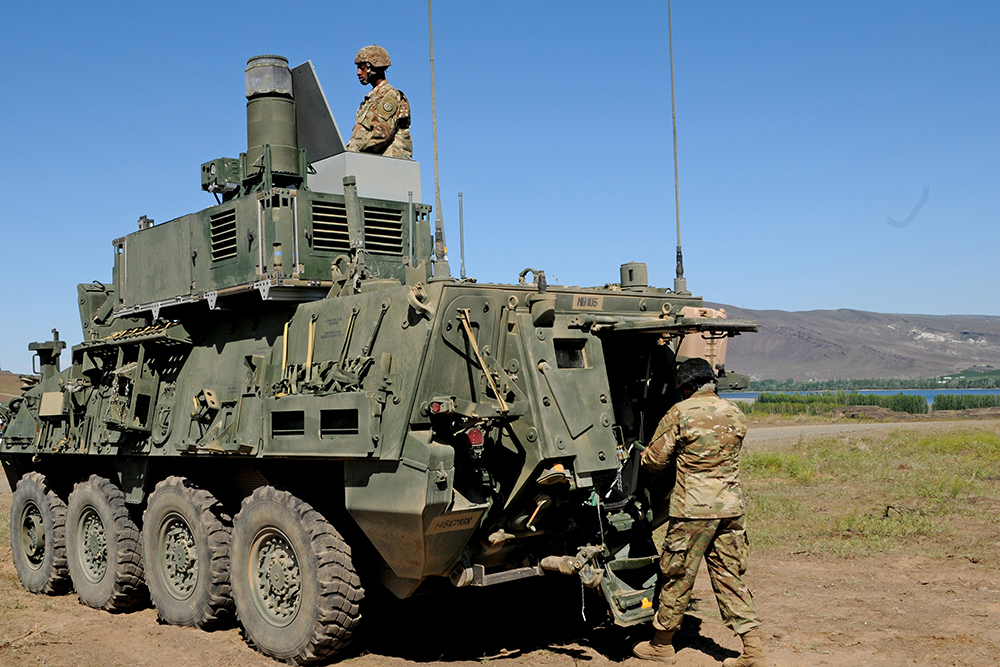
[[668, 0, 687, 294], [428, 0, 450, 275], [459, 192, 466, 279]]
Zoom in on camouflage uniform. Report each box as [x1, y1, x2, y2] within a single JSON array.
[[641, 385, 762, 635], [346, 79, 412, 159]]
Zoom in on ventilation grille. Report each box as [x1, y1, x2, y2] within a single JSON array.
[[362, 206, 404, 254], [311, 201, 350, 252], [210, 209, 238, 261], [311, 201, 405, 255]]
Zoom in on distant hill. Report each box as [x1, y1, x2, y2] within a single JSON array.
[[0, 370, 26, 402], [707, 305, 1000, 382]]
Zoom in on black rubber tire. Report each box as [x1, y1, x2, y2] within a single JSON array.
[[10, 472, 71, 594], [66, 474, 146, 611], [142, 476, 233, 628], [231, 486, 363, 664]]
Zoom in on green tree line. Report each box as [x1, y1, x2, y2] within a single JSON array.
[[750, 371, 1000, 392], [736, 391, 929, 415], [932, 394, 1000, 410]]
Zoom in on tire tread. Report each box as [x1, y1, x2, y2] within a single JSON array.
[[11, 472, 71, 594], [67, 474, 146, 612], [142, 476, 233, 628], [233, 486, 363, 664]]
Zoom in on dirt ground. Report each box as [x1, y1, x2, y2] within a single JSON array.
[[2, 420, 1000, 667]]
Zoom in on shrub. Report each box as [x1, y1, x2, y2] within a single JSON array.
[[932, 393, 1000, 410], [739, 391, 927, 415]]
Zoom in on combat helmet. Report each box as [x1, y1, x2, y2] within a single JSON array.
[[675, 358, 717, 390], [355, 45, 391, 69]]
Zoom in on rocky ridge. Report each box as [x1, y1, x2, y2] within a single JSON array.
[[708, 305, 1000, 382]]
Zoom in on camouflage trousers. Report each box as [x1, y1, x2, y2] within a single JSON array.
[[653, 515, 761, 635]]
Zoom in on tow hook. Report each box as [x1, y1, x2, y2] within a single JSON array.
[[540, 545, 604, 588]]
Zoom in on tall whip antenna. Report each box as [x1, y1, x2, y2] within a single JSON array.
[[428, 0, 449, 272], [668, 0, 687, 293]]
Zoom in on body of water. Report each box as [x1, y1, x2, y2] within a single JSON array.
[[722, 388, 1000, 406]]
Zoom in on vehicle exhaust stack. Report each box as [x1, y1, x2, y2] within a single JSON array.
[[245, 55, 299, 176], [620, 262, 648, 291]]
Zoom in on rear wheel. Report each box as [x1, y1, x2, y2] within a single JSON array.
[[231, 486, 363, 664], [10, 472, 71, 594], [66, 475, 145, 611], [142, 476, 234, 628]]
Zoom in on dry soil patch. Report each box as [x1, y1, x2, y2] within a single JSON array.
[[3, 419, 1000, 666]]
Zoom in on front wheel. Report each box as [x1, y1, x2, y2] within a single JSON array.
[[66, 475, 146, 611], [231, 486, 363, 664], [10, 472, 71, 594]]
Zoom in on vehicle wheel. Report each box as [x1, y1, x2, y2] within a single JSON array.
[[10, 472, 71, 594], [142, 476, 233, 628], [231, 486, 363, 664], [66, 474, 146, 611]]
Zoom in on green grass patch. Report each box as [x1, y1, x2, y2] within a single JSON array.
[[904, 431, 1000, 458], [743, 450, 815, 483], [744, 426, 1000, 563]]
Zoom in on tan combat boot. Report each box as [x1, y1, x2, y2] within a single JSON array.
[[632, 629, 676, 663], [722, 628, 768, 667]]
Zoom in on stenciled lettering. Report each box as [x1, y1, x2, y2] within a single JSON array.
[[426, 510, 485, 535]]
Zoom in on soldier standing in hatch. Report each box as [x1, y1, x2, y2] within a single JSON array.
[[632, 358, 768, 667], [346, 45, 413, 159]]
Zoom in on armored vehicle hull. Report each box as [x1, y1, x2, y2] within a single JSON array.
[[1, 55, 754, 663]]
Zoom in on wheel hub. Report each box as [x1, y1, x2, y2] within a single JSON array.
[[251, 531, 301, 625], [79, 507, 108, 583], [19, 502, 45, 569], [159, 514, 198, 598]]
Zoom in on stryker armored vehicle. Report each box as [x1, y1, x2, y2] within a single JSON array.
[[0, 55, 755, 663]]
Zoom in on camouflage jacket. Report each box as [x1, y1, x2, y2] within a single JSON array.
[[641, 387, 748, 519], [346, 79, 412, 159]]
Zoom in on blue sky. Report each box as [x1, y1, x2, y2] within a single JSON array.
[[0, 1, 997, 372]]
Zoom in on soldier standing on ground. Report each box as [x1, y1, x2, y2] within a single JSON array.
[[346, 45, 413, 159], [632, 358, 768, 667]]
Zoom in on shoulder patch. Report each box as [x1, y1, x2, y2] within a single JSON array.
[[377, 98, 396, 120]]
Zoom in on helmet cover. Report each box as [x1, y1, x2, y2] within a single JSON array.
[[675, 358, 717, 390], [355, 45, 391, 68]]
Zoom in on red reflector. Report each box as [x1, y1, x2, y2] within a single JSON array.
[[466, 428, 485, 446], [430, 402, 442, 414]]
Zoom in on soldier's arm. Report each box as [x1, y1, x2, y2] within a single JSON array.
[[346, 120, 391, 153], [641, 409, 680, 472], [362, 116, 395, 153], [346, 99, 368, 152], [358, 89, 402, 153]]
